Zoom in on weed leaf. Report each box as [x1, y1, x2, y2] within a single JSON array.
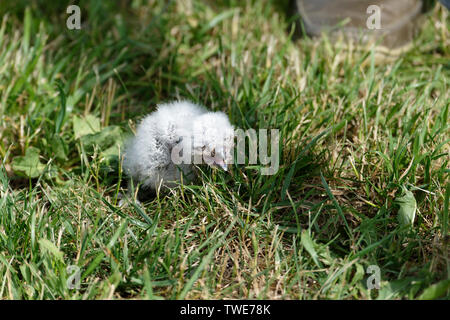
[[12, 147, 45, 178], [418, 280, 450, 300], [80, 125, 123, 154], [301, 230, 321, 268], [73, 114, 101, 139], [395, 187, 417, 227]]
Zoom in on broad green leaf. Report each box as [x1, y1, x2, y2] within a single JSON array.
[[301, 230, 321, 268], [418, 280, 450, 300], [12, 147, 45, 178], [350, 263, 365, 286], [395, 187, 417, 227], [80, 125, 123, 154], [19, 265, 31, 283], [100, 144, 120, 162], [377, 278, 413, 300], [73, 114, 101, 139], [51, 135, 68, 160]]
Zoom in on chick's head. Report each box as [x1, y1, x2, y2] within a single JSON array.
[[192, 112, 234, 171]]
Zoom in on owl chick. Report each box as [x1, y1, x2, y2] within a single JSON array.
[[123, 100, 234, 192]]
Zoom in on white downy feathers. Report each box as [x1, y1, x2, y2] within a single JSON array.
[[123, 100, 234, 191]]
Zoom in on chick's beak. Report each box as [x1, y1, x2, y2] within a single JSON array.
[[213, 158, 228, 171]]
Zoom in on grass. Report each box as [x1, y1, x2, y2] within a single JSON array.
[[0, 0, 449, 299]]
